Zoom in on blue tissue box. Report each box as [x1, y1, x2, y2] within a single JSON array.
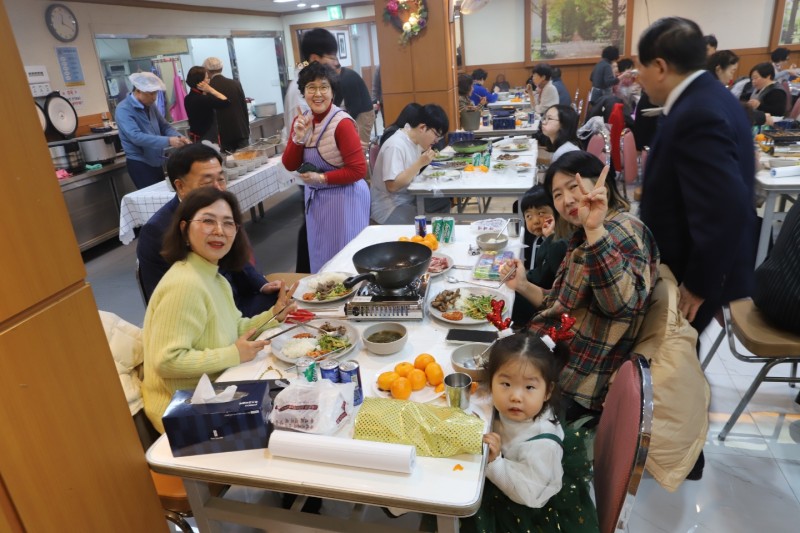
[[162, 380, 274, 457], [493, 116, 516, 130]]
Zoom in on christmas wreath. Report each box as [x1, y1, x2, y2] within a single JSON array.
[[383, 0, 427, 45]]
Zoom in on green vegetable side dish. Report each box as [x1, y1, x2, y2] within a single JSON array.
[[462, 294, 495, 320], [428, 170, 446, 178], [316, 283, 350, 300], [317, 333, 351, 352]]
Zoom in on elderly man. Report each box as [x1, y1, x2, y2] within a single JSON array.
[[136, 144, 281, 315], [115, 72, 190, 189], [203, 57, 251, 152]]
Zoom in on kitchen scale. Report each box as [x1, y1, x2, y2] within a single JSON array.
[[344, 274, 430, 321]]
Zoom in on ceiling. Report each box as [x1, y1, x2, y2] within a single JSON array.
[[107, 0, 372, 15]]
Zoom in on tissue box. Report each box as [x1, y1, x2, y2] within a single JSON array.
[[162, 380, 275, 457]]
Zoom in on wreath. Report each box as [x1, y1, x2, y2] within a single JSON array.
[[383, 0, 427, 45]]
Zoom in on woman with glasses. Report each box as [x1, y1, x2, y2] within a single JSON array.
[[536, 105, 580, 163], [282, 62, 369, 273], [142, 187, 296, 432]]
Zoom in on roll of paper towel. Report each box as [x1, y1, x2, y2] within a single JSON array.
[[268, 430, 416, 474], [770, 166, 800, 178]]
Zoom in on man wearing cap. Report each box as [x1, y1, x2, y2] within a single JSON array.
[[115, 72, 190, 189], [203, 57, 251, 152]]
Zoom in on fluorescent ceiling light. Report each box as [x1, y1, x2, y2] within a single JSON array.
[[274, 1, 298, 4], [311, 3, 320, 6], [298, 2, 306, 6]]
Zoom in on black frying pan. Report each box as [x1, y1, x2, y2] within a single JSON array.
[[343, 241, 432, 289]]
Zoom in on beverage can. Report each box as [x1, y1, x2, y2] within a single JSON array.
[[432, 217, 444, 241], [442, 216, 455, 244], [482, 152, 491, 168], [295, 357, 317, 382], [472, 153, 482, 167], [481, 114, 489, 127], [339, 361, 363, 406], [319, 359, 340, 382], [414, 215, 427, 237]]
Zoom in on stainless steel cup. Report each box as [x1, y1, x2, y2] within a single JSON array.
[[444, 372, 472, 410], [507, 217, 522, 238]]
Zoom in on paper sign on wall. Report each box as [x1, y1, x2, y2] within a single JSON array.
[[60, 88, 84, 110], [56, 46, 85, 87]]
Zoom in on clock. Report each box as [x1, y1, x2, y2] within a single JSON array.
[[45, 4, 78, 43]]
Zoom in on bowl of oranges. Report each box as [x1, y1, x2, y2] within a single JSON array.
[[398, 232, 439, 251], [362, 322, 408, 355], [375, 353, 447, 401]]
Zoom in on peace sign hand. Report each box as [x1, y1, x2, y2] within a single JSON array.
[[574, 165, 610, 234], [292, 106, 312, 144]]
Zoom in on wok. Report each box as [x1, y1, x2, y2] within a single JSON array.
[[343, 242, 432, 289], [450, 139, 490, 154]]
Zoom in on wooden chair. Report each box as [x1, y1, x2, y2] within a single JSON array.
[[705, 299, 800, 441], [594, 355, 653, 533]]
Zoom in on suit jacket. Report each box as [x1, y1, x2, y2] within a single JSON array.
[[209, 75, 250, 150], [136, 195, 276, 316], [640, 71, 756, 307]]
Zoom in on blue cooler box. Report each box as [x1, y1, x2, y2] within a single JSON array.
[[162, 380, 275, 457]]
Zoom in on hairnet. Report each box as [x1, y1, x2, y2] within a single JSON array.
[[129, 72, 166, 92]]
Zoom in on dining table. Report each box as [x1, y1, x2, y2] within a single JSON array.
[[146, 224, 522, 532], [755, 163, 800, 267]]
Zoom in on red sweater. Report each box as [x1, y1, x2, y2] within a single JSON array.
[[282, 105, 367, 185]]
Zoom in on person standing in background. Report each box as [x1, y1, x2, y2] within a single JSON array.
[[334, 64, 376, 151], [115, 72, 190, 189], [551, 68, 571, 106], [203, 57, 250, 152], [588, 46, 620, 107], [183, 66, 230, 144], [372, 65, 384, 126]]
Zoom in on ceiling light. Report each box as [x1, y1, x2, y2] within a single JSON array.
[[298, 2, 306, 6], [311, 4, 320, 7], [274, 1, 298, 4]]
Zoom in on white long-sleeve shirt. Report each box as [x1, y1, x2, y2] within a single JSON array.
[[485, 407, 564, 508]]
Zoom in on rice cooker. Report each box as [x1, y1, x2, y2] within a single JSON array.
[[48, 139, 84, 172], [77, 133, 118, 165]]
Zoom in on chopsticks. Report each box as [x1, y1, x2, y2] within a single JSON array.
[[284, 345, 347, 372]]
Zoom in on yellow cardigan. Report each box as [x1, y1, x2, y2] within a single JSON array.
[[142, 252, 277, 432]]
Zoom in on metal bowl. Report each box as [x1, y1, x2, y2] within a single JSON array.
[[451, 343, 489, 382], [450, 140, 490, 154]]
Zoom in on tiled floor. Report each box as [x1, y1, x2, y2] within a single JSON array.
[[84, 188, 800, 532]]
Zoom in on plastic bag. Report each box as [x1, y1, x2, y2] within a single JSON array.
[[269, 379, 355, 435]]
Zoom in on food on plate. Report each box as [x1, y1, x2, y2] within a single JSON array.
[[395, 362, 415, 377], [425, 363, 445, 386], [431, 288, 461, 312], [497, 154, 519, 160], [493, 163, 508, 170], [408, 369, 427, 391], [427, 170, 447, 178], [367, 330, 404, 343], [378, 355, 445, 400], [460, 294, 494, 320], [279, 322, 351, 359], [377, 371, 400, 391], [303, 273, 351, 301], [281, 338, 318, 359], [432, 288, 494, 320], [319, 322, 348, 336], [516, 162, 532, 168], [415, 353, 435, 371], [428, 255, 450, 273], [391, 377, 412, 400], [293, 333, 315, 339], [442, 311, 464, 321]]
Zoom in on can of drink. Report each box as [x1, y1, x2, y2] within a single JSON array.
[[338, 361, 363, 406], [431, 216, 444, 241], [414, 215, 427, 237], [319, 359, 340, 382], [442, 216, 455, 244], [295, 357, 317, 382], [481, 114, 489, 127], [482, 152, 491, 168], [472, 153, 482, 167]]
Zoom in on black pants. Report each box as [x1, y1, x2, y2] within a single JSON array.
[[126, 159, 164, 189]]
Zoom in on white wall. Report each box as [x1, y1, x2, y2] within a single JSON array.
[[234, 37, 284, 113]]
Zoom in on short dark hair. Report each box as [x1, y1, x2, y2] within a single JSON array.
[[707, 50, 740, 79], [380, 103, 424, 146], [601, 46, 620, 61], [704, 34, 718, 49], [297, 62, 339, 95], [166, 144, 223, 188], [771, 47, 790, 63], [409, 104, 449, 135], [300, 28, 337, 61], [543, 104, 579, 152], [520, 184, 554, 214], [532, 63, 553, 80], [543, 150, 629, 213], [750, 62, 776, 80], [161, 188, 249, 271], [471, 68, 488, 81], [551, 67, 562, 80], [638, 17, 706, 74], [617, 58, 634, 72], [186, 66, 207, 89], [458, 73, 473, 96]]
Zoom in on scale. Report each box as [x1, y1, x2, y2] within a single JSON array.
[[344, 275, 430, 321]]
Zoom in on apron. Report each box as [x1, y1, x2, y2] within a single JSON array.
[[302, 108, 370, 273]]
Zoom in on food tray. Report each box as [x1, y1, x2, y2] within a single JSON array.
[[764, 130, 800, 145]]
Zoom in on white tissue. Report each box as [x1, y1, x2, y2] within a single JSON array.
[[190, 374, 237, 404], [770, 166, 800, 178]]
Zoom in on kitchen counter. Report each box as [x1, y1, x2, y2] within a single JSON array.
[[58, 157, 127, 191]]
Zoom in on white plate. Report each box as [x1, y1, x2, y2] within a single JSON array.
[[433, 153, 454, 162], [421, 169, 460, 181], [428, 286, 509, 325], [500, 143, 532, 152], [427, 252, 454, 277], [296, 271, 358, 304], [270, 319, 359, 363], [371, 360, 442, 403], [515, 162, 534, 172]]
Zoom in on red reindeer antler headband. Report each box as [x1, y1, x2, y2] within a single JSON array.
[[541, 313, 576, 350]]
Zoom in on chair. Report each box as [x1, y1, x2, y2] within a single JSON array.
[[620, 129, 639, 186], [781, 80, 793, 115], [586, 130, 610, 166], [135, 260, 150, 307], [593, 355, 653, 533], [367, 139, 381, 179], [705, 299, 800, 441], [789, 96, 800, 120]]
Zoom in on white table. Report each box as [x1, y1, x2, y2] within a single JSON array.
[[407, 141, 538, 221], [118, 157, 296, 245], [146, 225, 521, 532], [472, 121, 540, 139], [755, 168, 800, 266], [487, 98, 528, 109]]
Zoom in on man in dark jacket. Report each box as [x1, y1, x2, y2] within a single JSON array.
[[334, 65, 375, 150], [203, 57, 250, 152]]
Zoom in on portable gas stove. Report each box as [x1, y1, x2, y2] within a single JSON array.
[[344, 274, 429, 321]]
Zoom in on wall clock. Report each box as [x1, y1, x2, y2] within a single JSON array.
[[45, 4, 79, 43]]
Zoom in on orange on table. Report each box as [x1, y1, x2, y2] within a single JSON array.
[[463, 164, 475, 171], [390, 377, 412, 400], [453, 464, 464, 471], [398, 236, 410, 241], [423, 239, 438, 251], [414, 353, 435, 371], [394, 361, 414, 377], [424, 233, 438, 243], [410, 235, 424, 243], [407, 369, 427, 391], [377, 371, 400, 391], [478, 165, 489, 173], [470, 382, 479, 393], [435, 382, 445, 393], [425, 362, 444, 386]]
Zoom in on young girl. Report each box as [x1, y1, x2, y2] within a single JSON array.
[[461, 332, 598, 533], [535, 104, 580, 163]]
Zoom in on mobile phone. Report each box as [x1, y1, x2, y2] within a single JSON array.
[[297, 162, 319, 174], [445, 329, 498, 345]]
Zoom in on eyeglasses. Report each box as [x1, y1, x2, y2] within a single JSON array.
[[428, 128, 444, 142], [542, 116, 560, 123], [190, 217, 239, 235], [305, 84, 332, 95]]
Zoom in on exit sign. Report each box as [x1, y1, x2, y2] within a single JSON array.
[[327, 4, 343, 20]]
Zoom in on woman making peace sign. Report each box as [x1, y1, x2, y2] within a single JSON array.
[[501, 151, 659, 422]]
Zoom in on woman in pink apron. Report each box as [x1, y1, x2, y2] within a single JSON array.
[[282, 62, 369, 273]]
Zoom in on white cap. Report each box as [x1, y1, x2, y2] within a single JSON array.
[[129, 72, 166, 92], [203, 57, 223, 71]]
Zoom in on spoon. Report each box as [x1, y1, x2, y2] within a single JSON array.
[[446, 266, 517, 289], [493, 219, 511, 240]]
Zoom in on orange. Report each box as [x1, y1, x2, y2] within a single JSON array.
[[425, 362, 444, 386], [394, 362, 414, 377], [407, 369, 427, 391], [390, 377, 412, 400], [463, 164, 475, 171], [410, 235, 424, 243], [414, 353, 435, 371], [377, 371, 400, 391], [424, 233, 438, 242], [398, 236, 410, 241], [424, 240, 439, 251], [435, 382, 445, 393], [470, 382, 479, 393]]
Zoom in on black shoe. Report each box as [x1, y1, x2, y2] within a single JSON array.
[[685, 450, 705, 481]]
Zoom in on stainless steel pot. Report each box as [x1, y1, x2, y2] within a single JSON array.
[[253, 102, 277, 118], [48, 139, 84, 172], [77, 133, 117, 165]]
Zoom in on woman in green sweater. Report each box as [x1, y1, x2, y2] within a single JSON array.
[[142, 188, 296, 432]]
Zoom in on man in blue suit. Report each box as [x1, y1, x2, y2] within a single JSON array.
[[136, 144, 281, 315]]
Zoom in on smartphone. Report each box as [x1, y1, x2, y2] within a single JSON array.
[[445, 329, 498, 345], [297, 162, 319, 174]]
